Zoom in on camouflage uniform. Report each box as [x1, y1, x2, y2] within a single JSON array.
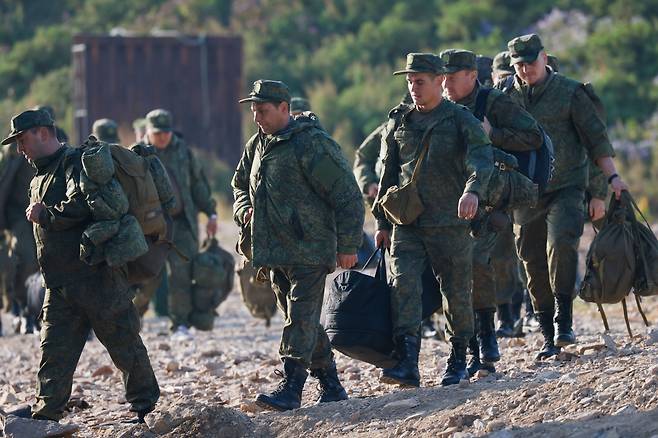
[[233, 85, 363, 369], [353, 122, 386, 204], [144, 109, 217, 329], [92, 118, 120, 144], [1, 109, 159, 420], [441, 49, 542, 314], [0, 144, 39, 329]]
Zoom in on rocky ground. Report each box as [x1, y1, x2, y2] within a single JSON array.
[[1, 222, 658, 437]]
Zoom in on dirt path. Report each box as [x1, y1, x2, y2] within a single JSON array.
[[1, 222, 658, 437]]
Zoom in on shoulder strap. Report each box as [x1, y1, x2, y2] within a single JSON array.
[[36, 150, 69, 203], [502, 75, 515, 94], [409, 120, 440, 184], [473, 88, 492, 122]]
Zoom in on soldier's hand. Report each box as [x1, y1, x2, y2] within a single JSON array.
[[609, 175, 629, 200], [458, 192, 479, 220], [25, 202, 45, 224], [206, 214, 218, 237], [337, 253, 358, 269], [244, 208, 253, 224], [482, 117, 492, 136], [375, 229, 391, 249], [589, 197, 606, 222], [367, 183, 379, 199]]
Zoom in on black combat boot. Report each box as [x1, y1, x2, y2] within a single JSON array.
[[554, 295, 576, 347], [381, 335, 420, 387], [477, 310, 500, 363], [495, 304, 515, 338], [310, 362, 348, 403], [441, 340, 468, 386], [466, 335, 481, 377], [255, 359, 308, 411], [8, 406, 52, 421], [535, 311, 560, 360]]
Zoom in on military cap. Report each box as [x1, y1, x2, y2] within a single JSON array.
[[2, 109, 55, 145], [32, 105, 56, 120], [132, 118, 147, 130], [547, 54, 560, 72], [394, 53, 444, 75], [146, 109, 173, 133], [492, 51, 514, 74], [92, 118, 120, 143], [507, 33, 544, 65], [239, 80, 291, 104], [290, 97, 311, 113], [440, 49, 477, 73]]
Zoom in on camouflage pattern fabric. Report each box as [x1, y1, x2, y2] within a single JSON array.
[[167, 217, 198, 328], [353, 122, 386, 203], [471, 230, 498, 312], [491, 224, 524, 306], [232, 115, 364, 269], [269, 266, 334, 370], [133, 269, 164, 317], [33, 268, 159, 420]]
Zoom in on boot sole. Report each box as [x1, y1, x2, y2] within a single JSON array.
[[254, 397, 298, 412], [380, 375, 420, 387], [555, 337, 576, 347]]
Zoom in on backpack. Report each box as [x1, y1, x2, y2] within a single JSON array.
[[192, 237, 235, 312], [498, 77, 556, 193], [472, 88, 539, 211], [579, 192, 651, 336], [237, 260, 277, 326]]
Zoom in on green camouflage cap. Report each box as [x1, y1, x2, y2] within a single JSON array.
[[32, 105, 56, 120], [507, 33, 544, 65], [2, 109, 55, 145], [394, 53, 444, 75], [492, 51, 514, 74], [146, 109, 173, 133], [239, 80, 291, 104], [440, 49, 477, 73], [290, 97, 311, 113], [547, 54, 560, 72], [133, 118, 147, 131], [92, 118, 120, 143]]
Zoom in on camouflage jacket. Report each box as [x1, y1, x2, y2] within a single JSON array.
[[353, 122, 386, 202], [232, 115, 364, 269], [456, 82, 542, 152], [29, 146, 101, 287], [374, 100, 494, 230], [0, 144, 33, 230], [154, 135, 216, 237], [506, 70, 615, 193]]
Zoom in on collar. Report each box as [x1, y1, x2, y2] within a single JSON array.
[[456, 81, 480, 111], [32, 146, 65, 173]]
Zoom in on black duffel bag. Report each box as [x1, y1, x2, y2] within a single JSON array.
[[323, 248, 442, 368]]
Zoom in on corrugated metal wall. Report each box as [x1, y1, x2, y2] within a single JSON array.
[[72, 35, 242, 166]]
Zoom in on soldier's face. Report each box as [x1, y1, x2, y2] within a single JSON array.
[[251, 102, 289, 135], [148, 131, 173, 149], [407, 73, 443, 109], [442, 70, 478, 102], [514, 52, 548, 86], [16, 128, 47, 160]]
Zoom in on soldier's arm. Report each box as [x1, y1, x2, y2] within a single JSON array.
[[461, 112, 494, 198], [372, 121, 399, 231], [587, 160, 608, 200], [38, 168, 91, 231], [353, 123, 385, 195], [188, 149, 217, 218], [487, 92, 542, 152], [231, 137, 256, 227], [299, 134, 364, 255], [571, 87, 615, 161]]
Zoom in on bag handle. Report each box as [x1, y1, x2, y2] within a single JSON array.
[[360, 247, 381, 271], [409, 121, 440, 184]]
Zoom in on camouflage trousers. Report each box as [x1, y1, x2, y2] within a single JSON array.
[[269, 266, 333, 370], [491, 224, 524, 306], [472, 230, 498, 312], [167, 217, 199, 329], [132, 269, 165, 317], [390, 225, 474, 343], [34, 268, 159, 420], [514, 187, 585, 312], [3, 221, 38, 314]]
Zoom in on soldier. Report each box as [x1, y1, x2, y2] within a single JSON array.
[[143, 109, 217, 336], [505, 34, 627, 359], [2, 108, 159, 422], [373, 53, 494, 386], [289, 97, 311, 116], [92, 118, 120, 144], [233, 80, 364, 411], [492, 51, 515, 85], [440, 48, 543, 374], [0, 139, 39, 334], [133, 118, 147, 143], [476, 55, 494, 87]]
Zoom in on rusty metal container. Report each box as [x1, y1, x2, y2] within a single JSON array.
[[72, 34, 242, 165]]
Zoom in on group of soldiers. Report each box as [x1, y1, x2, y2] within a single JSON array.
[[232, 32, 627, 411], [0, 31, 629, 423]]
